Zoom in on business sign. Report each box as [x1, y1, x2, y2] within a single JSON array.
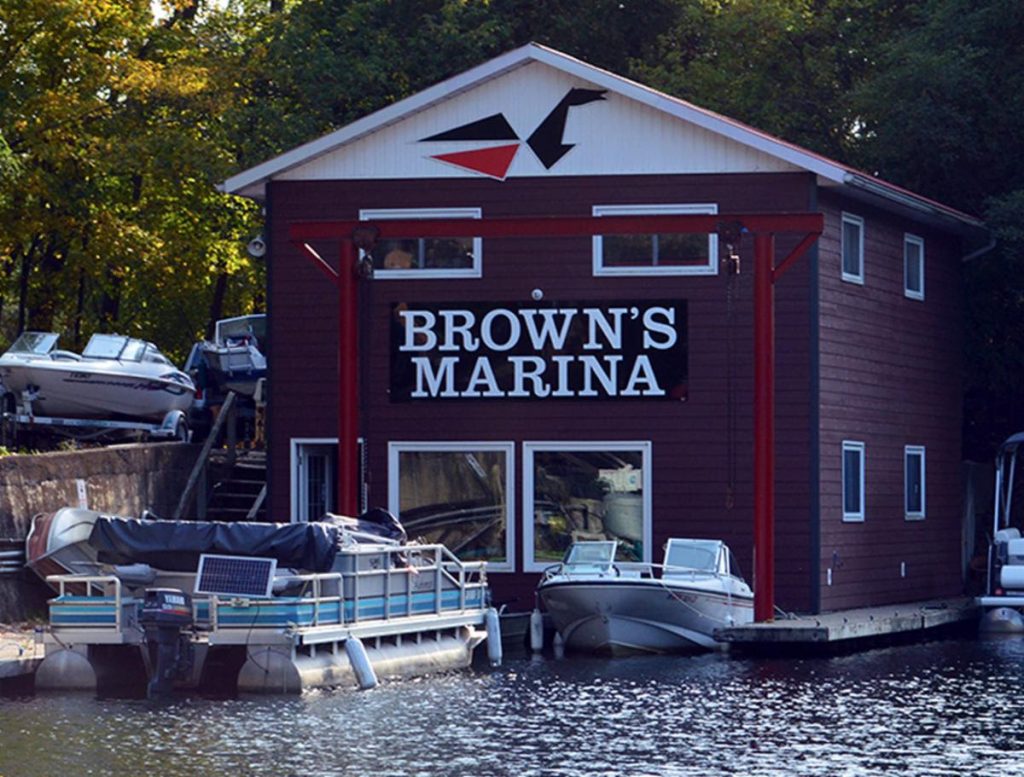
[[390, 300, 687, 401]]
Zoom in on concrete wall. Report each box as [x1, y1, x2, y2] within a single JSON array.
[[0, 442, 198, 621]]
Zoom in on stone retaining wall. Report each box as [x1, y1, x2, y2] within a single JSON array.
[[0, 443, 198, 621]]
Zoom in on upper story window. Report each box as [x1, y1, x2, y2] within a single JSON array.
[[842, 440, 865, 522], [359, 207, 482, 279], [904, 233, 925, 301], [841, 212, 865, 285], [592, 203, 719, 277]]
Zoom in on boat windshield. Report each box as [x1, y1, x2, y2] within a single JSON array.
[[5, 331, 59, 355], [82, 334, 145, 361], [563, 541, 617, 572], [664, 540, 721, 573], [215, 315, 266, 347]]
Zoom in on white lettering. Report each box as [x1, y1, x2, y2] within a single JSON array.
[[520, 308, 576, 350], [584, 307, 626, 350], [642, 307, 677, 349], [400, 310, 438, 352], [551, 355, 575, 397], [622, 356, 664, 396], [509, 356, 550, 397], [411, 356, 458, 397], [579, 355, 622, 396], [480, 309, 521, 351], [461, 357, 503, 397], [438, 310, 479, 352]]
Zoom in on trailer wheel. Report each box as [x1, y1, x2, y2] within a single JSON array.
[[173, 417, 190, 443], [0, 393, 16, 448]]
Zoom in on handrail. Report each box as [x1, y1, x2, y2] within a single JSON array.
[[173, 391, 237, 520], [245, 483, 268, 520], [46, 574, 124, 630], [207, 542, 488, 632]]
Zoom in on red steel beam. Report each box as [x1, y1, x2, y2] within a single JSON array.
[[338, 240, 360, 517], [290, 213, 823, 242]]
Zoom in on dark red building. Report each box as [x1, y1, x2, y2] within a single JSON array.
[[222, 44, 985, 614]]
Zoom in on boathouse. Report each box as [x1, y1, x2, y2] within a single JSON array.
[[221, 44, 985, 616]]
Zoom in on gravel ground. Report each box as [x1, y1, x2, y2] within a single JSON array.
[[0, 623, 41, 661]]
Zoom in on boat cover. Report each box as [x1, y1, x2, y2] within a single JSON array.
[[88, 517, 344, 572]]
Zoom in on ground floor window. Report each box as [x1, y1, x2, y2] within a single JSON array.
[[388, 442, 514, 571], [905, 445, 926, 520], [524, 441, 651, 572], [842, 440, 865, 522]]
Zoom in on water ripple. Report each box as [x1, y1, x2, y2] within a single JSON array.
[[4, 637, 1024, 776]]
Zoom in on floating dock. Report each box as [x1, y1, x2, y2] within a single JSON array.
[[24, 538, 498, 695], [716, 597, 978, 652]]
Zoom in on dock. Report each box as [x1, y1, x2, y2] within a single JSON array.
[[717, 597, 978, 652], [0, 626, 42, 690]]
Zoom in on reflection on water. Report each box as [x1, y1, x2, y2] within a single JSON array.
[[4, 636, 1024, 776]]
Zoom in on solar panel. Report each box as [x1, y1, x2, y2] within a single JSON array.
[[195, 554, 276, 598]]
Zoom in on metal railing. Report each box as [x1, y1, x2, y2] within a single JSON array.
[[209, 541, 488, 632], [45, 574, 127, 630], [173, 391, 237, 520]]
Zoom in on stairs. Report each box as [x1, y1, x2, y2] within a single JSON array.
[[203, 449, 267, 522]]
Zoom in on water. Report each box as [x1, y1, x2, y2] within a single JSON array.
[[3, 636, 1024, 776]]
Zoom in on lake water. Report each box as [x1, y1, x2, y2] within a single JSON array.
[[3, 634, 1024, 776]]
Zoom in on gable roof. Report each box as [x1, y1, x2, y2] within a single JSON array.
[[220, 43, 983, 235]]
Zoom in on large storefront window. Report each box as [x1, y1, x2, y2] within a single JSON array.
[[388, 442, 514, 570], [524, 442, 651, 571]]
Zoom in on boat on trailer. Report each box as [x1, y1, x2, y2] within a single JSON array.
[[537, 538, 753, 654], [26, 507, 499, 695], [977, 432, 1024, 632], [0, 331, 194, 421]]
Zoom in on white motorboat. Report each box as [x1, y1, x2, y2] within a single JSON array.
[[186, 314, 267, 400], [0, 331, 194, 421], [538, 538, 754, 654], [976, 432, 1024, 631]]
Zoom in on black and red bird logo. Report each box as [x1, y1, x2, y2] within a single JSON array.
[[419, 88, 607, 179]]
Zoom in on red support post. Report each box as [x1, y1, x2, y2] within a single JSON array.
[[753, 232, 775, 622], [338, 240, 360, 517]]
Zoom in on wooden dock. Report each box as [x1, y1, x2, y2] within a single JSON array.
[[717, 597, 978, 651]]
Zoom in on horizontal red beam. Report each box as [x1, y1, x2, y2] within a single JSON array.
[[290, 213, 823, 242]]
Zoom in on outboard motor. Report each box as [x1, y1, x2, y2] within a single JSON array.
[[140, 588, 194, 699]]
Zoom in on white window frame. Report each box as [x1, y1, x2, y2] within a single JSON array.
[[387, 441, 515, 572], [904, 445, 926, 520], [291, 437, 337, 523], [842, 440, 866, 522], [592, 203, 719, 277], [841, 212, 865, 285], [523, 440, 653, 573], [904, 233, 925, 301], [358, 207, 482, 279]]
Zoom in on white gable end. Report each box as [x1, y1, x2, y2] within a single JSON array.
[[276, 62, 799, 182]]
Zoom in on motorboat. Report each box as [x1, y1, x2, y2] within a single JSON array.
[[537, 538, 754, 654], [0, 331, 194, 421], [186, 314, 267, 400], [976, 432, 1024, 632], [25, 506, 497, 695]]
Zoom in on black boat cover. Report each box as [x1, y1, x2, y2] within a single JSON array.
[[88, 518, 343, 572]]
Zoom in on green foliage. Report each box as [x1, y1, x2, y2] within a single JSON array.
[[1, 0, 1022, 453]]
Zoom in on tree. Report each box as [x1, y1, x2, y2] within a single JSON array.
[[0, 0, 262, 360]]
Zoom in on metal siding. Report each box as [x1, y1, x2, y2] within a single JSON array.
[[816, 190, 964, 611], [268, 173, 815, 610]]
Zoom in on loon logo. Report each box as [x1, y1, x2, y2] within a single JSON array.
[[419, 88, 607, 180]]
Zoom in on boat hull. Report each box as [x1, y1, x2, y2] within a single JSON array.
[[0, 360, 193, 420], [539, 578, 753, 654]]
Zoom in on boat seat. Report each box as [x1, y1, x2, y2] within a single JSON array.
[[1001, 565, 1024, 591], [1007, 538, 1024, 565], [995, 528, 1021, 543]]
